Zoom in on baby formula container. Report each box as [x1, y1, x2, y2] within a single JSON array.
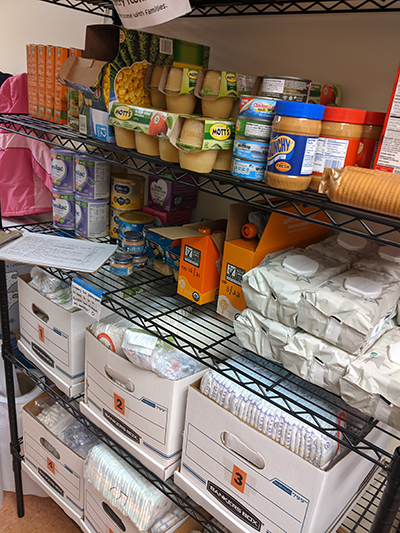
[[51, 148, 75, 193], [75, 154, 110, 199], [75, 196, 110, 238], [53, 193, 75, 231], [266, 101, 324, 191], [111, 173, 145, 211]]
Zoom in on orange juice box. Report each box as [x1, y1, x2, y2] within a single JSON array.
[[45, 46, 55, 122], [29, 44, 38, 117], [54, 47, 69, 124], [69, 48, 83, 57], [217, 203, 331, 320], [37, 45, 46, 119], [26, 45, 32, 114]]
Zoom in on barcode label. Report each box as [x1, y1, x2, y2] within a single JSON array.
[[324, 159, 344, 169], [226, 263, 245, 286], [159, 38, 173, 55], [79, 114, 87, 135]]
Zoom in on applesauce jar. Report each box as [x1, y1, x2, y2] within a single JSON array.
[[310, 107, 366, 190], [266, 101, 324, 191]]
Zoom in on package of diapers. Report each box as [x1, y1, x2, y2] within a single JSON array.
[[306, 233, 378, 265], [298, 269, 400, 354], [233, 307, 298, 362], [242, 248, 349, 327], [340, 328, 400, 428], [353, 245, 400, 281]]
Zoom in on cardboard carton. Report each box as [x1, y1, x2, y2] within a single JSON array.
[[45, 46, 55, 122], [81, 328, 205, 480], [37, 45, 46, 119], [217, 203, 330, 320], [175, 382, 388, 533], [54, 47, 69, 124], [108, 102, 180, 138], [142, 205, 191, 226], [22, 390, 85, 522], [147, 173, 197, 212]]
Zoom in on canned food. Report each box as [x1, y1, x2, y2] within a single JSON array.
[[236, 117, 273, 141], [230, 157, 266, 181], [118, 211, 155, 247], [259, 76, 311, 102], [233, 138, 269, 162], [238, 96, 277, 120]]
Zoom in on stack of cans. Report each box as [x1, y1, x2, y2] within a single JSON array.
[[51, 147, 76, 234]]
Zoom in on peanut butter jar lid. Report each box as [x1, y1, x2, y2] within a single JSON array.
[[364, 111, 386, 126], [274, 101, 325, 120], [323, 107, 366, 124]]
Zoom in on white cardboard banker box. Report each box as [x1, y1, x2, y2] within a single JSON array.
[[81, 328, 206, 480], [175, 382, 388, 533], [22, 391, 85, 522], [17, 273, 101, 397]]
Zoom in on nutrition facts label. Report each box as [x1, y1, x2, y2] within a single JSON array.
[[376, 72, 400, 173]]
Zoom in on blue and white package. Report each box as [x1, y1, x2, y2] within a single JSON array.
[[53, 192, 75, 231], [51, 148, 75, 193], [75, 196, 109, 238], [230, 157, 266, 181], [75, 154, 111, 199], [233, 138, 269, 162]]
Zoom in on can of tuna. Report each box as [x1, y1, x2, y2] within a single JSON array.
[[110, 206, 134, 239], [111, 174, 145, 211], [238, 96, 277, 120], [75, 154, 110, 199], [231, 157, 266, 181], [75, 196, 110, 238], [51, 148, 75, 193], [118, 212, 155, 247], [233, 137, 269, 162], [260, 76, 311, 102], [53, 193, 75, 231], [236, 117, 273, 141]]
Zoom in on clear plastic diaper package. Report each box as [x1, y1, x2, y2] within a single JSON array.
[[340, 328, 400, 427], [85, 443, 173, 531], [233, 308, 298, 362], [242, 248, 349, 327], [306, 233, 378, 265], [298, 268, 400, 354], [121, 328, 204, 380], [91, 314, 133, 357], [29, 266, 75, 309]]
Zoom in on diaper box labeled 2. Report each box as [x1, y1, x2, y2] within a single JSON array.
[[217, 203, 330, 320], [81, 329, 205, 480], [175, 382, 387, 533], [22, 390, 85, 522], [17, 273, 102, 397]]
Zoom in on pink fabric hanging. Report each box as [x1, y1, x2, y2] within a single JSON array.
[[0, 73, 52, 217]]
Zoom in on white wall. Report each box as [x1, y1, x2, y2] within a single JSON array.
[[1, 1, 399, 219]]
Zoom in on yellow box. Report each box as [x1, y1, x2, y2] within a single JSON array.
[[54, 47, 69, 124], [217, 203, 331, 320], [37, 45, 46, 119], [45, 46, 55, 122], [29, 45, 38, 117]]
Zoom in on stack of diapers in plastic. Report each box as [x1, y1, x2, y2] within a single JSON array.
[[91, 314, 204, 380], [200, 354, 371, 470], [236, 232, 400, 427], [85, 443, 187, 531], [29, 267, 76, 309]]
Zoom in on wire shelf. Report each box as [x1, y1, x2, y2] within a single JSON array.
[[2, 113, 400, 248]]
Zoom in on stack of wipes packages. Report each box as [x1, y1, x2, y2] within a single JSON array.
[[353, 245, 400, 280], [242, 248, 349, 327], [200, 355, 371, 470], [85, 443, 175, 530], [306, 233, 378, 265], [297, 269, 400, 354]]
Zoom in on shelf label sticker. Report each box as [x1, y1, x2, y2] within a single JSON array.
[[114, 393, 125, 416], [47, 457, 56, 475], [72, 277, 104, 320], [38, 325, 45, 343], [231, 464, 247, 494], [112, 0, 191, 30]]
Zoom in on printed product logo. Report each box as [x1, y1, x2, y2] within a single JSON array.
[[210, 123, 231, 141], [114, 105, 133, 120], [115, 184, 130, 194], [103, 409, 141, 444], [94, 86, 101, 100], [275, 161, 291, 172], [226, 73, 238, 83], [207, 481, 261, 531], [184, 245, 201, 268], [226, 263, 245, 286], [31, 342, 54, 368], [188, 70, 199, 80], [38, 468, 64, 497], [268, 135, 295, 161]]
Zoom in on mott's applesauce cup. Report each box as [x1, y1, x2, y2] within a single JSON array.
[[355, 111, 386, 169], [51, 148, 75, 194], [259, 76, 311, 102], [266, 101, 325, 191], [310, 107, 366, 190], [111, 173, 145, 211]]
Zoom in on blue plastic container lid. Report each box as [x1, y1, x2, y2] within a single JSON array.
[[275, 101, 325, 120], [111, 251, 133, 264]]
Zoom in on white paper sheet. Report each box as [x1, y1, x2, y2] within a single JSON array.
[[112, 0, 191, 29], [0, 232, 117, 273]]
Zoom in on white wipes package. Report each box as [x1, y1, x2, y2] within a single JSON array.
[[298, 269, 400, 354], [353, 245, 400, 281], [242, 249, 349, 327], [306, 233, 377, 265], [233, 308, 298, 362], [340, 328, 400, 427]]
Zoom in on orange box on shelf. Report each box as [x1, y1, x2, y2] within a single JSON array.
[[45, 46, 55, 122], [37, 45, 46, 119], [29, 44, 38, 117], [217, 203, 331, 320], [69, 48, 83, 57], [54, 46, 69, 124], [26, 45, 32, 115]]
